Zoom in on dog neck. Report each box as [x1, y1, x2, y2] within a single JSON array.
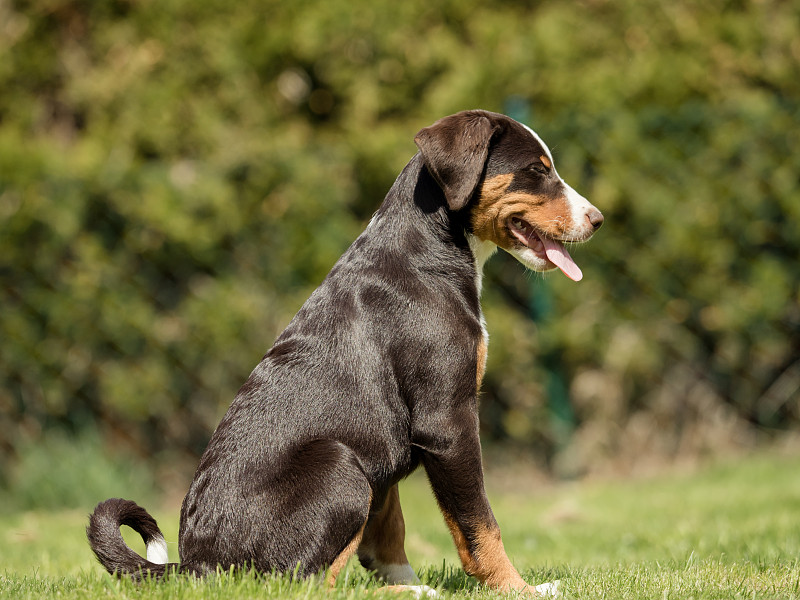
[[466, 235, 497, 297], [357, 154, 483, 313]]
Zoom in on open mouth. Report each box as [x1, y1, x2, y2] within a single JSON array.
[[508, 217, 583, 281]]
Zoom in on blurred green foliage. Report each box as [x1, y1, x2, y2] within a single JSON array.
[[1, 0, 799, 488], [1, 429, 157, 512]]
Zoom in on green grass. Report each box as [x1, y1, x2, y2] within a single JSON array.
[[2, 451, 800, 598]]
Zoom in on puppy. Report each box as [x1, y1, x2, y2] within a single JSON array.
[[88, 110, 602, 596]]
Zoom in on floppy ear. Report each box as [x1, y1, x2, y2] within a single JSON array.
[[414, 112, 497, 211]]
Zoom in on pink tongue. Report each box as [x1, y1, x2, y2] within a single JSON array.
[[542, 237, 583, 282]]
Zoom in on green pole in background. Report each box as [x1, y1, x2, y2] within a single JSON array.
[[504, 97, 576, 458]]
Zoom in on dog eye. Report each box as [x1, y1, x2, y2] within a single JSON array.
[[530, 164, 549, 175]]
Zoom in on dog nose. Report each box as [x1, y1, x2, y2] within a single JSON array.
[[586, 208, 604, 230]]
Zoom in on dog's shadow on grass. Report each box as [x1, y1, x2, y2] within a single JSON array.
[[418, 563, 474, 594], [425, 564, 569, 596], [411, 563, 567, 596], [331, 562, 477, 596]]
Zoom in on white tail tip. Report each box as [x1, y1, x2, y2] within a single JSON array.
[[146, 536, 169, 564]]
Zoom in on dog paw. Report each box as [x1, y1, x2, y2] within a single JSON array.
[[418, 585, 440, 598], [532, 580, 560, 596], [387, 584, 439, 598]]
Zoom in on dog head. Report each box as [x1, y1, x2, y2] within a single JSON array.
[[415, 110, 603, 281]]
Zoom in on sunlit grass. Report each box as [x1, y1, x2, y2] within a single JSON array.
[[2, 451, 800, 598]]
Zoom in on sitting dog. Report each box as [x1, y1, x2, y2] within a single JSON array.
[[87, 110, 603, 596]]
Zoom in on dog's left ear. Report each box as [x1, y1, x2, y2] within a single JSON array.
[[414, 112, 498, 211]]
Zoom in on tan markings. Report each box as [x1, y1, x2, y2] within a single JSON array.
[[539, 155, 552, 169], [358, 485, 411, 567], [472, 526, 529, 592], [441, 512, 531, 593], [471, 174, 513, 248], [476, 335, 488, 391], [441, 512, 476, 573], [479, 173, 514, 200], [326, 519, 367, 587], [472, 174, 573, 249]]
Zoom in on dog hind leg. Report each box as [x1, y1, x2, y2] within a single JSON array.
[[356, 484, 438, 597], [358, 484, 417, 584], [220, 439, 372, 579]]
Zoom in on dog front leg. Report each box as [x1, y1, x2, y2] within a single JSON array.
[[420, 426, 541, 595]]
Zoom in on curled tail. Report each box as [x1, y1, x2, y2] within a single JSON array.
[[87, 498, 177, 581]]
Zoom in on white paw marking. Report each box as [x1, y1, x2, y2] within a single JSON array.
[[534, 580, 561, 596], [400, 584, 439, 598]]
